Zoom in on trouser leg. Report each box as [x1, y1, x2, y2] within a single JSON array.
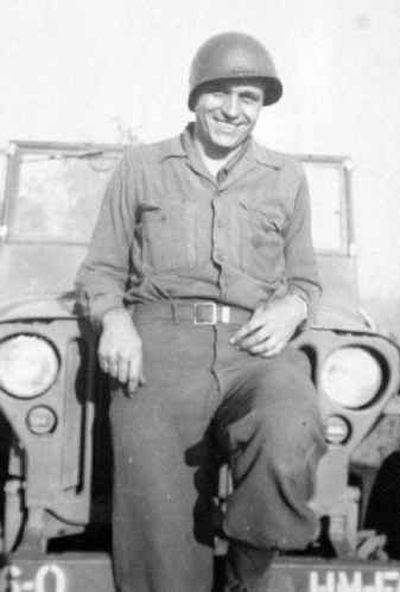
[[108, 315, 326, 592], [109, 321, 217, 592], [213, 344, 326, 590]]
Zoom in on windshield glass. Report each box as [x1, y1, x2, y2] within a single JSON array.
[[301, 160, 346, 253], [6, 149, 122, 243], [4, 146, 350, 254]]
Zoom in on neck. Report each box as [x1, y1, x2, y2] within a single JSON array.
[[193, 124, 242, 176]]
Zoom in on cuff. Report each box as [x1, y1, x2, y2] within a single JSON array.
[[80, 293, 126, 332]]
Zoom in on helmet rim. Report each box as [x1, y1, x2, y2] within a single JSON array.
[[188, 32, 283, 111], [188, 75, 283, 111]]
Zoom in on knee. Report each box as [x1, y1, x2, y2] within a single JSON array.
[[226, 402, 322, 449], [258, 397, 321, 439], [257, 407, 326, 472]]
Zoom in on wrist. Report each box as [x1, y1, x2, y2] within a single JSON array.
[[102, 307, 133, 329], [286, 294, 308, 322]]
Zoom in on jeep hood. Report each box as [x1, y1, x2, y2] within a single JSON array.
[[0, 243, 371, 331], [0, 242, 83, 321]]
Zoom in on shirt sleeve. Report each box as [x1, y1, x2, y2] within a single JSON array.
[[75, 154, 136, 329], [283, 166, 322, 322]]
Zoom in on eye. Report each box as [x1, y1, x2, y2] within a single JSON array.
[[212, 91, 226, 100], [240, 93, 261, 105]]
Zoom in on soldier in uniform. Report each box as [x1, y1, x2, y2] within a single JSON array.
[[76, 31, 326, 592]]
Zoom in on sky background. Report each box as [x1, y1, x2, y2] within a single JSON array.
[[1, 0, 400, 335]]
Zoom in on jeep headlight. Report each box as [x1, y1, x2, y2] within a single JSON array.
[[0, 334, 59, 398], [321, 346, 383, 409]]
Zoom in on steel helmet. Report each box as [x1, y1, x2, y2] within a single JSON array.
[[188, 32, 283, 111]]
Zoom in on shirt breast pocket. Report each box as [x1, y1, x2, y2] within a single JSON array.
[[238, 200, 286, 283], [139, 203, 192, 272]]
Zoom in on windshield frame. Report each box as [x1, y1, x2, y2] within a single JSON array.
[[294, 153, 354, 256]]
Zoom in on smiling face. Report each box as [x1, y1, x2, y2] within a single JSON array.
[[194, 79, 264, 157]]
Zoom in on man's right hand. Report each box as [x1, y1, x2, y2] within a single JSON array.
[[98, 308, 145, 396]]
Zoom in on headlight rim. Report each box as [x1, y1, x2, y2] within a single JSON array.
[[0, 332, 60, 399], [324, 414, 352, 446], [320, 344, 387, 411], [26, 404, 58, 435]]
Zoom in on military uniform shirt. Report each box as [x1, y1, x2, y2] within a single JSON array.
[[76, 124, 321, 326]]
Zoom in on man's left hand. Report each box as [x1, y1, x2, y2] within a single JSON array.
[[229, 296, 307, 358]]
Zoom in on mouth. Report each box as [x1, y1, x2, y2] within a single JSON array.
[[213, 120, 242, 133]]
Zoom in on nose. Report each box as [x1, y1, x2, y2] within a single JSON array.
[[221, 93, 240, 118]]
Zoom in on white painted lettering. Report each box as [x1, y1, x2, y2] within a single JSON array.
[[379, 570, 400, 592], [2, 563, 68, 592], [310, 571, 336, 592], [7, 565, 23, 592], [337, 572, 362, 592], [36, 564, 66, 592], [309, 570, 400, 592]]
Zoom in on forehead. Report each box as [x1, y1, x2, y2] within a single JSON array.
[[200, 78, 264, 96]]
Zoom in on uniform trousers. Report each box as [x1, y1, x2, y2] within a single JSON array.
[[109, 305, 326, 592]]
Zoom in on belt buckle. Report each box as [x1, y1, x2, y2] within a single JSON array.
[[193, 302, 218, 325]]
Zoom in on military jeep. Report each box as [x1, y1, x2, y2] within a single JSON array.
[[0, 140, 399, 592]]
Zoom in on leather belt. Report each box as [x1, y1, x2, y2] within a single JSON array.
[[133, 301, 251, 326]]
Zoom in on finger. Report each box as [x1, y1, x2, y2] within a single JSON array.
[[99, 355, 118, 377], [243, 335, 277, 356], [107, 360, 119, 379], [127, 371, 146, 396], [237, 326, 272, 350], [117, 358, 130, 384], [98, 341, 118, 373], [248, 339, 275, 355], [260, 340, 286, 358], [245, 329, 288, 356], [126, 358, 143, 395], [230, 318, 265, 345], [230, 305, 273, 345], [98, 356, 109, 373], [127, 376, 139, 396], [138, 367, 146, 385]]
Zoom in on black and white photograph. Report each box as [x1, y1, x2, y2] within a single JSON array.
[[0, 2, 400, 591]]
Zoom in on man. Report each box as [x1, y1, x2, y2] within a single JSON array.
[[76, 31, 326, 592]]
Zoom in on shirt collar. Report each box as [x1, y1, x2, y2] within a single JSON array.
[[180, 122, 253, 175], [157, 133, 187, 160], [248, 141, 283, 170], [157, 123, 283, 171]]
